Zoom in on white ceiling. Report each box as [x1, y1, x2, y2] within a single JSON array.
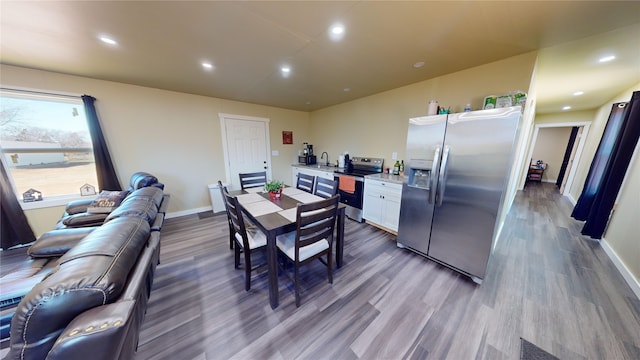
[[1, 1, 639, 114]]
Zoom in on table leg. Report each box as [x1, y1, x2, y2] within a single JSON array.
[[267, 231, 279, 309], [336, 208, 345, 268]]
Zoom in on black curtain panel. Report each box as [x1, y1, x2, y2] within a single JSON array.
[[82, 95, 121, 191], [571, 102, 628, 220], [1, 156, 36, 249], [572, 91, 640, 238]]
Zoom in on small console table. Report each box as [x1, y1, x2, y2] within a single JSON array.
[[527, 163, 546, 183]]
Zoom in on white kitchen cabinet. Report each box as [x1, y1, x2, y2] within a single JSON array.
[[363, 178, 402, 233]]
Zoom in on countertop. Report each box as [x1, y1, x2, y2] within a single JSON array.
[[364, 173, 405, 185], [291, 163, 340, 172], [293, 164, 406, 184]]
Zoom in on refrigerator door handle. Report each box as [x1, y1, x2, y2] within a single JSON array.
[[429, 146, 441, 204], [436, 145, 450, 207]]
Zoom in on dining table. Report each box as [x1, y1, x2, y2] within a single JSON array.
[[230, 186, 346, 309]]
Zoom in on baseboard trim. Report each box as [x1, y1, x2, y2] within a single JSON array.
[[600, 237, 640, 300], [166, 206, 213, 219], [565, 193, 577, 205]]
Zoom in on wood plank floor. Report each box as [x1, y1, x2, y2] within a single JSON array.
[[135, 182, 640, 359]]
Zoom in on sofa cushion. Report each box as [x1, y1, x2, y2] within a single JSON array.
[[105, 187, 163, 224], [127, 186, 164, 208], [28, 227, 97, 258]]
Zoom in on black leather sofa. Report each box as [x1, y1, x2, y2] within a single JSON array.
[[54, 171, 165, 230], [1, 172, 169, 360]]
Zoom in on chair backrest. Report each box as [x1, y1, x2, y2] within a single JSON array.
[[296, 173, 315, 193], [218, 180, 233, 223], [221, 187, 250, 249], [293, 195, 340, 260], [314, 177, 338, 199], [239, 171, 267, 190]]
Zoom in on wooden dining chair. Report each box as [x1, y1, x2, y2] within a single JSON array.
[[238, 171, 267, 190], [221, 187, 267, 291], [296, 173, 315, 193], [218, 180, 235, 250], [276, 195, 340, 306], [313, 177, 338, 199]]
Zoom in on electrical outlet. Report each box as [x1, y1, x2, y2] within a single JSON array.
[[392, 152, 398, 160]]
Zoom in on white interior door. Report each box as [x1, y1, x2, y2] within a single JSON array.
[[219, 113, 271, 190]]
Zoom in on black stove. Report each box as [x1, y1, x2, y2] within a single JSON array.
[[333, 156, 383, 222], [334, 157, 384, 177]]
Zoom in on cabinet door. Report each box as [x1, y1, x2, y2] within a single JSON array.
[[363, 187, 383, 224], [364, 179, 402, 232], [380, 190, 402, 231], [319, 171, 334, 180]]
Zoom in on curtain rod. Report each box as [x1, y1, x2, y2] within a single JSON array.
[[0, 87, 84, 100]]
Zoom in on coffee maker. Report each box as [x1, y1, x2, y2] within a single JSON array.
[[298, 142, 317, 165]]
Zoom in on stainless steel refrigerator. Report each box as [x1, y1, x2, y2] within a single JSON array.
[[397, 106, 521, 283]]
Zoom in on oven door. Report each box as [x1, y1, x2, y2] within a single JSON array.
[[334, 174, 365, 222]]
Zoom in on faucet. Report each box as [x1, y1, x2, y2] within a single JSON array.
[[320, 151, 329, 166]]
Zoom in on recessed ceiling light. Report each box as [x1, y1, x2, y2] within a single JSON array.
[[573, 91, 584, 96], [413, 61, 426, 68], [328, 23, 345, 41], [99, 36, 117, 45], [562, 106, 572, 111], [201, 62, 214, 70], [281, 66, 291, 78], [599, 55, 616, 63], [343, 88, 350, 92]]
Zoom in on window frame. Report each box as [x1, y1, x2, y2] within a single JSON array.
[[0, 87, 99, 210]]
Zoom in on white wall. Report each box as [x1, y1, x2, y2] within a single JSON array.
[[1, 64, 309, 236]]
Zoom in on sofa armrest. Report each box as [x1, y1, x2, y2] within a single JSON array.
[[65, 198, 95, 215], [47, 300, 137, 360], [158, 194, 170, 214], [150, 213, 165, 232], [60, 212, 109, 228], [28, 227, 96, 258]]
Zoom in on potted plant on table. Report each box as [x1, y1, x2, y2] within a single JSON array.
[[264, 180, 284, 200]]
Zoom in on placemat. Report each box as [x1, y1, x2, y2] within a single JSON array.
[[242, 200, 282, 217], [282, 187, 304, 196], [237, 193, 266, 205], [278, 208, 298, 222], [289, 192, 324, 204]]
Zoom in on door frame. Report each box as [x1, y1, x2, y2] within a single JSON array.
[[219, 113, 271, 188], [522, 121, 590, 196]]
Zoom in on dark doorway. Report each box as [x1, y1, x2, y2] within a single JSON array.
[[556, 126, 579, 189]]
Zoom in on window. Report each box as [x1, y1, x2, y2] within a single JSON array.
[[0, 89, 98, 204]]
